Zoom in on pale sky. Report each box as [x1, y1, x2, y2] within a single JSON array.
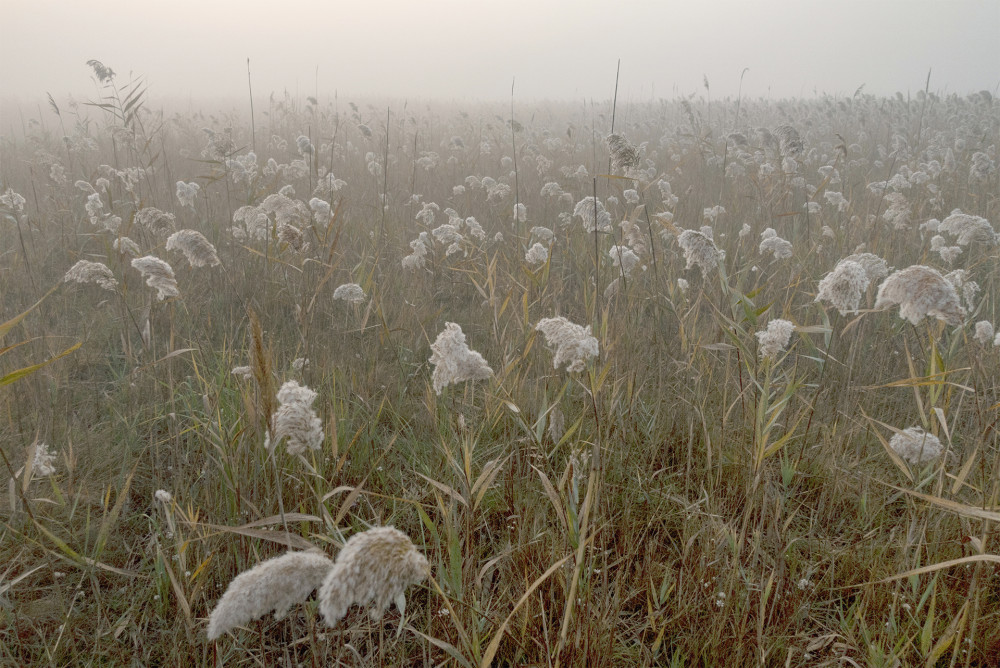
[[1, 0, 998, 104]]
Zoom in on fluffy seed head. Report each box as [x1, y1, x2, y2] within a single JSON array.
[[609, 245, 641, 276], [759, 228, 793, 260], [402, 233, 431, 271], [131, 256, 180, 300], [974, 321, 994, 345], [842, 253, 889, 283], [265, 381, 323, 456], [166, 230, 220, 268], [938, 209, 996, 246], [207, 551, 335, 640], [232, 205, 270, 241], [30, 442, 57, 478], [318, 527, 428, 628], [606, 134, 640, 174], [64, 260, 118, 291], [889, 427, 944, 465], [874, 265, 963, 326], [525, 243, 549, 266], [332, 283, 366, 304], [176, 181, 200, 209], [573, 197, 612, 233], [535, 317, 599, 373], [134, 207, 177, 238], [815, 260, 869, 315], [756, 319, 795, 361], [678, 229, 725, 276], [113, 236, 141, 258], [429, 323, 493, 395]]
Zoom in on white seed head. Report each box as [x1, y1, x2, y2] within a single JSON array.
[[678, 229, 725, 276], [166, 229, 220, 268], [131, 256, 180, 300], [134, 207, 177, 238], [429, 323, 493, 395], [30, 442, 57, 478], [525, 243, 549, 266], [938, 209, 995, 246], [815, 260, 869, 315], [64, 260, 118, 291], [535, 317, 599, 373], [266, 381, 323, 456], [874, 265, 963, 326], [842, 253, 889, 283], [207, 551, 335, 640], [318, 527, 428, 628], [333, 283, 366, 304], [756, 319, 795, 361], [974, 321, 995, 345], [759, 228, 793, 260], [889, 427, 944, 465]]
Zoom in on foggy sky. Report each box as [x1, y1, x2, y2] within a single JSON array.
[[1, 0, 998, 105]]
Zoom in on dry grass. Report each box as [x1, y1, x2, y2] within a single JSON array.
[[1, 79, 999, 666]]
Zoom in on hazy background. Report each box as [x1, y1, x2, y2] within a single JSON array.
[[1, 0, 998, 104]]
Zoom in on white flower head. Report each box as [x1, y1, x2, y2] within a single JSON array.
[[678, 229, 724, 276], [113, 236, 141, 258], [166, 230, 220, 268], [318, 527, 428, 630], [573, 197, 612, 233], [64, 260, 118, 291], [333, 283, 366, 304], [175, 181, 200, 209], [609, 245, 640, 276], [535, 317, 599, 373], [429, 323, 493, 395], [131, 256, 180, 300], [974, 321, 995, 346], [402, 232, 431, 271], [759, 228, 793, 260], [207, 551, 335, 640], [525, 243, 549, 266], [842, 253, 889, 283], [756, 319, 794, 361], [938, 209, 995, 246], [874, 265, 963, 326], [889, 427, 943, 465], [815, 259, 869, 315], [265, 381, 324, 456], [30, 442, 57, 478]]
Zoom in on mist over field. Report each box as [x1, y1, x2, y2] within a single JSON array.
[[1, 1, 1000, 666], [1, 0, 998, 103]]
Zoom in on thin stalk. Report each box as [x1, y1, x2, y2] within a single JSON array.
[[247, 58, 256, 154], [592, 178, 600, 328]]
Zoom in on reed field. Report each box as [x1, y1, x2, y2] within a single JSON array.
[[1, 64, 999, 666]]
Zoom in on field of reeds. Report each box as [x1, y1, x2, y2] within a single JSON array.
[[1, 65, 999, 666]]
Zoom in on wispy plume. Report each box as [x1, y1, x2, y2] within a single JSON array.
[[64, 260, 118, 291], [131, 256, 180, 300], [535, 317, 599, 373], [166, 230, 220, 268], [874, 265, 963, 326], [265, 381, 324, 456], [815, 260, 869, 315], [678, 229, 724, 276], [318, 527, 428, 629], [207, 551, 335, 640], [429, 323, 493, 395]]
